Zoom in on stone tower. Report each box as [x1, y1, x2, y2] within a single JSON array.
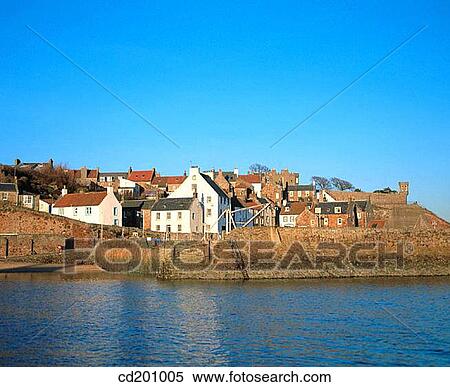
[[398, 182, 409, 195]]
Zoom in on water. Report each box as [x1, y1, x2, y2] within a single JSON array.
[[0, 276, 449, 366]]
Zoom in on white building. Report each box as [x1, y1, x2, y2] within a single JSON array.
[[52, 187, 122, 226], [118, 177, 141, 199], [150, 197, 203, 234], [169, 166, 230, 235], [39, 198, 54, 213]]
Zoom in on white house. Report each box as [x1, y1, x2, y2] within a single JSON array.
[[18, 192, 39, 210], [279, 202, 308, 227], [118, 177, 141, 199], [150, 197, 203, 234], [169, 166, 230, 235], [39, 198, 54, 213], [52, 187, 122, 226]]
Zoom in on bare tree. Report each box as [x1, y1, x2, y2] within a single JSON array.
[[330, 177, 354, 191], [249, 163, 270, 174], [312, 176, 331, 190]]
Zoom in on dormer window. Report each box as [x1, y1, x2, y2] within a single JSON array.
[[285, 207, 290, 212], [335, 207, 341, 214]]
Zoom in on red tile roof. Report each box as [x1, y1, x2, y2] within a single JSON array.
[[128, 170, 155, 182], [152, 175, 186, 186], [53, 192, 107, 208], [239, 174, 262, 184], [280, 202, 308, 215]]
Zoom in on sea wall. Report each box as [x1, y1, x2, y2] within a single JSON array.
[[156, 227, 450, 280], [1, 221, 449, 280]]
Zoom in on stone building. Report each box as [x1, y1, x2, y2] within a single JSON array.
[[320, 182, 409, 206], [0, 183, 18, 205], [314, 201, 371, 228], [287, 184, 315, 202]]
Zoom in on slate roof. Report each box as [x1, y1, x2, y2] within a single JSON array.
[[288, 184, 314, 191], [121, 200, 145, 209], [315, 200, 369, 214], [152, 198, 195, 211], [53, 192, 107, 208], [315, 201, 350, 214], [99, 172, 128, 178], [200, 173, 228, 198], [142, 200, 156, 210], [0, 183, 17, 192]]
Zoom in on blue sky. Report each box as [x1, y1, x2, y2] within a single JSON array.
[[1, 1, 449, 219]]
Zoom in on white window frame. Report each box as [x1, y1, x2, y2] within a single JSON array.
[[85, 207, 92, 216]]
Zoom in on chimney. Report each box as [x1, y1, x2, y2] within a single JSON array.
[[80, 166, 88, 179], [189, 165, 200, 176], [61, 186, 68, 197]]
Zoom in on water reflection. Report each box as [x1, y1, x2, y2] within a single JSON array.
[[0, 277, 449, 366]]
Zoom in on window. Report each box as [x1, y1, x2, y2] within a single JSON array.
[[113, 207, 118, 216], [156, 212, 161, 220], [24, 196, 32, 204], [275, 193, 280, 199], [2, 193, 8, 200], [177, 225, 182, 232], [191, 184, 197, 191], [114, 219, 119, 226], [357, 213, 362, 219], [310, 220, 315, 226], [192, 175, 196, 181], [166, 225, 171, 232], [324, 218, 329, 225], [289, 191, 293, 197], [283, 216, 288, 222], [337, 218, 343, 225], [156, 225, 160, 231], [167, 212, 171, 220], [177, 211, 182, 219], [73, 207, 78, 216], [335, 207, 341, 214], [85, 207, 92, 215], [207, 208, 212, 217], [192, 213, 195, 220], [290, 216, 295, 222], [58, 208, 64, 215], [207, 196, 212, 203]]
